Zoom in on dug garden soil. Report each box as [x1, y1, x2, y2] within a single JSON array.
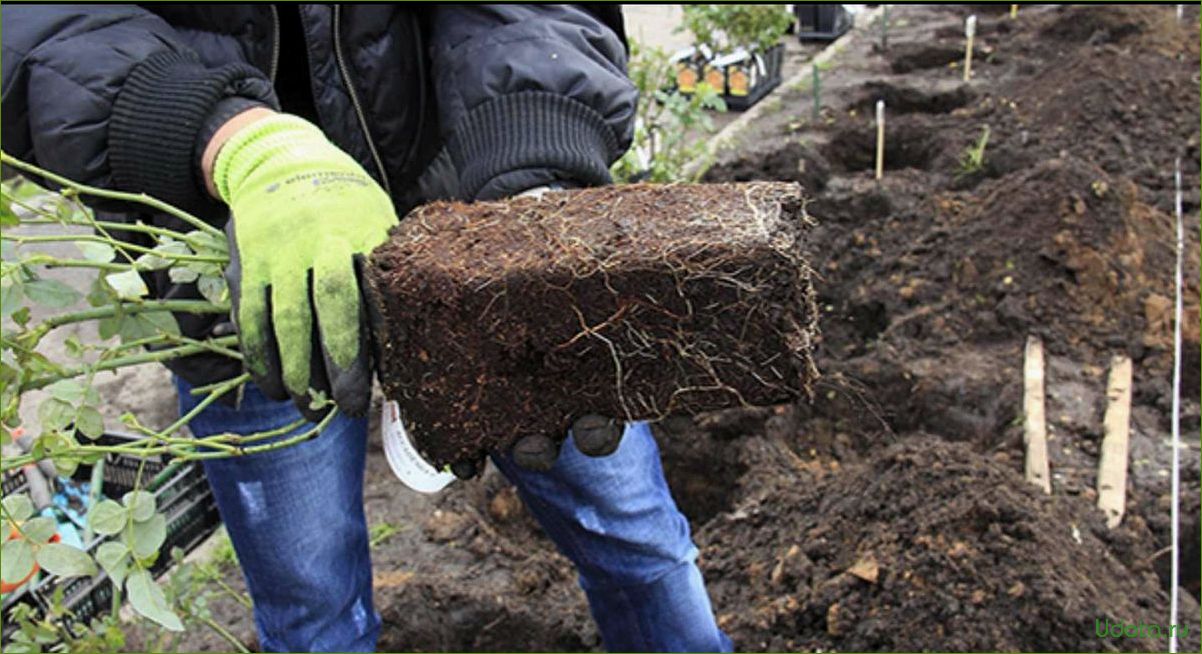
[[697, 3, 1201, 650], [164, 5, 1200, 652]]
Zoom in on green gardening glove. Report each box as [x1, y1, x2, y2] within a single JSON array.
[[213, 114, 396, 418]]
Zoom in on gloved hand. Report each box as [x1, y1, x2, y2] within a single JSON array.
[[212, 114, 397, 419], [451, 414, 626, 479], [512, 415, 626, 471]]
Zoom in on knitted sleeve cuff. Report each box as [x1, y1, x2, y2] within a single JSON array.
[[109, 50, 278, 219], [445, 91, 620, 201]]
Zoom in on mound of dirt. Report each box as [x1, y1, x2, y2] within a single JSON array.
[[910, 156, 1184, 358], [366, 183, 820, 468], [698, 438, 1200, 652]]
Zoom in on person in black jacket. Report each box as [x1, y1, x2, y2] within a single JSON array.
[[2, 4, 732, 653]]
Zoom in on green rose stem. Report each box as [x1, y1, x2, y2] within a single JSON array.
[[1, 151, 222, 239], [29, 299, 231, 340], [1, 152, 339, 472], [6, 234, 226, 265]]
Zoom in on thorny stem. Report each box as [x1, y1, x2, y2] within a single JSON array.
[[5, 233, 226, 264], [1, 151, 222, 239], [19, 255, 133, 272], [24, 336, 240, 391], [1, 153, 340, 474], [1, 401, 333, 473], [199, 615, 252, 653], [0, 408, 334, 473], [38, 299, 230, 333], [157, 373, 249, 439], [18, 217, 197, 243]]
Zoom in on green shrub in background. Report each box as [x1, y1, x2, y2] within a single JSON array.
[[679, 4, 794, 55], [610, 41, 727, 184]]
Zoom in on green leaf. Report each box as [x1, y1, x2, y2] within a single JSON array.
[[2, 494, 35, 522], [45, 379, 85, 404], [136, 241, 190, 272], [87, 275, 116, 307], [167, 266, 199, 284], [88, 499, 127, 536], [1, 539, 35, 584], [35, 543, 97, 578], [77, 241, 115, 263], [119, 311, 180, 342], [50, 456, 78, 478], [104, 269, 147, 300], [127, 512, 166, 560], [37, 398, 75, 431], [98, 315, 122, 340], [125, 568, 184, 631], [74, 406, 104, 439], [21, 516, 57, 543], [0, 193, 18, 227], [197, 274, 228, 305], [95, 541, 130, 586], [184, 230, 227, 256], [64, 335, 87, 358], [23, 279, 80, 309], [0, 281, 22, 318], [122, 491, 156, 523]]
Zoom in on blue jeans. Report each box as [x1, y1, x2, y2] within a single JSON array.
[[178, 380, 731, 652]]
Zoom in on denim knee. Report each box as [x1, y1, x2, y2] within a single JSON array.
[[494, 421, 698, 588]]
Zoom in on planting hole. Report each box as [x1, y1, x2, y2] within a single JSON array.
[[823, 122, 942, 174], [852, 82, 973, 115], [889, 44, 965, 74]]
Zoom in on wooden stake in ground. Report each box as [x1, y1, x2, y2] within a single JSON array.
[[874, 100, 885, 180], [1170, 157, 1184, 653], [1023, 336, 1051, 494], [1011, 4, 1018, 19], [963, 15, 977, 82], [1098, 355, 1133, 528], [880, 5, 890, 50]]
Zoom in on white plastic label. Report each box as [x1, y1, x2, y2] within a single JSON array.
[[381, 400, 454, 493]]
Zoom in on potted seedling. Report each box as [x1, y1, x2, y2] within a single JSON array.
[[676, 5, 795, 110]]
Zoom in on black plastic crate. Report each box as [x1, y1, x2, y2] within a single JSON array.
[[2, 432, 221, 640], [68, 431, 172, 497], [722, 44, 784, 112], [795, 4, 854, 42], [671, 43, 785, 112], [1, 468, 28, 496]]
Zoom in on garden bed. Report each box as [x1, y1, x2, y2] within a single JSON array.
[[696, 3, 1201, 650], [159, 5, 1200, 652]]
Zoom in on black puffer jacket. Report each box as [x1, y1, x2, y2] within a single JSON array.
[[3, 3, 634, 211], [2, 3, 636, 385]]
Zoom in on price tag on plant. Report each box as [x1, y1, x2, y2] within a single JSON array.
[[381, 400, 455, 493]]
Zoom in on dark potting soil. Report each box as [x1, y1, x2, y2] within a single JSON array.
[[365, 183, 819, 468]]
